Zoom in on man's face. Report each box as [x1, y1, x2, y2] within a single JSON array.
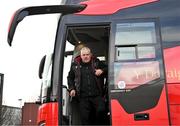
[[80, 50, 91, 63]]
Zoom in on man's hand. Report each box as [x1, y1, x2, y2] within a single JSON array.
[[95, 69, 103, 76], [70, 89, 76, 97]]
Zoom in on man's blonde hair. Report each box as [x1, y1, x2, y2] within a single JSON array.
[[80, 47, 91, 55]]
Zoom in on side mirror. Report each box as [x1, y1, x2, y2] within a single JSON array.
[[38, 55, 46, 79], [7, 5, 86, 46]]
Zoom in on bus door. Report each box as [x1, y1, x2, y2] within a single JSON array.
[[62, 25, 110, 125], [109, 19, 170, 125]]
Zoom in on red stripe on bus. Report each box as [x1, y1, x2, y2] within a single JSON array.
[[77, 0, 159, 15]]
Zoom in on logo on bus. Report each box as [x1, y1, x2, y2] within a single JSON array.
[[166, 69, 180, 81]]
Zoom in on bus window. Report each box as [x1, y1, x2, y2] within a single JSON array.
[[63, 42, 75, 87], [138, 46, 155, 59], [115, 47, 136, 60], [114, 61, 160, 89], [115, 22, 156, 45], [113, 21, 162, 90]]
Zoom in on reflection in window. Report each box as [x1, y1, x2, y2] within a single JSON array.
[[115, 22, 156, 45], [114, 61, 160, 89], [138, 46, 155, 59], [116, 47, 136, 60]]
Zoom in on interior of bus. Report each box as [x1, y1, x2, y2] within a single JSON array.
[[62, 25, 110, 125]]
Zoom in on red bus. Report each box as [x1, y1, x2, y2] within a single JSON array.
[[8, 0, 180, 125]]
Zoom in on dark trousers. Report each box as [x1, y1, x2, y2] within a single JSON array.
[[79, 95, 106, 125]]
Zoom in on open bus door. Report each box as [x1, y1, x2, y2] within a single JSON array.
[[109, 19, 170, 125], [61, 25, 110, 125]]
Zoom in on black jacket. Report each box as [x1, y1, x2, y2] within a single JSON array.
[[67, 56, 107, 97]]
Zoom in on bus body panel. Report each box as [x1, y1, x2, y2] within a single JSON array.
[[111, 86, 169, 125], [169, 105, 180, 125], [77, 0, 158, 15], [168, 84, 180, 125], [164, 46, 180, 125], [37, 103, 58, 125], [167, 84, 180, 104]]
